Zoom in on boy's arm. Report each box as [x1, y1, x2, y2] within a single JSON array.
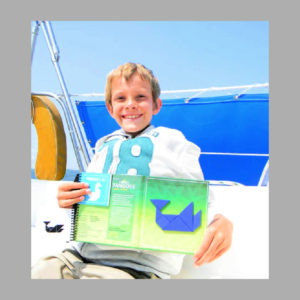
[[193, 214, 233, 266], [178, 137, 233, 266]]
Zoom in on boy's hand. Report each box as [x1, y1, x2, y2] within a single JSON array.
[[57, 182, 91, 209], [193, 214, 233, 266]]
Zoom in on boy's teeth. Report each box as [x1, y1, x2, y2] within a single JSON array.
[[125, 115, 139, 119]]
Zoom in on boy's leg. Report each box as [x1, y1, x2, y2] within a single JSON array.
[[31, 255, 74, 279], [31, 249, 135, 279]]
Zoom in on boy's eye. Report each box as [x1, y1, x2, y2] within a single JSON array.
[[136, 95, 145, 100], [116, 96, 125, 101]]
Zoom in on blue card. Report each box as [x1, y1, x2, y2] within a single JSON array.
[[79, 173, 112, 206]]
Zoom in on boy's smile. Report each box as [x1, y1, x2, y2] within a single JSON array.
[[107, 73, 162, 137]]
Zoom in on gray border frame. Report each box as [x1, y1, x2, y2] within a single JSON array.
[[2, 0, 298, 298]]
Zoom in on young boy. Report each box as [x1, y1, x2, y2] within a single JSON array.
[[56, 62, 233, 279]]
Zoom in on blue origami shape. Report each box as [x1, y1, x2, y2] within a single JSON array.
[[151, 199, 201, 232]]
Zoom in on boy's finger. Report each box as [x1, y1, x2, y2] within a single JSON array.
[[193, 229, 214, 260], [58, 196, 85, 208], [67, 188, 91, 199], [194, 235, 222, 266], [57, 188, 91, 201], [59, 181, 89, 191], [206, 246, 228, 263]]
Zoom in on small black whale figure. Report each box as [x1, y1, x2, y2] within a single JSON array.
[[44, 221, 64, 233]]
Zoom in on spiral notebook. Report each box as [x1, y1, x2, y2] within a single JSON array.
[[71, 172, 209, 254]]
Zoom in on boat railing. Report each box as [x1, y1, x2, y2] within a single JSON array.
[[32, 21, 92, 171]]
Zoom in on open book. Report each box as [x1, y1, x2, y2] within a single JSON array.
[[71, 172, 209, 254]]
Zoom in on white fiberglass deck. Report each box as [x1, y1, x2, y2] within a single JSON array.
[[31, 179, 268, 279]]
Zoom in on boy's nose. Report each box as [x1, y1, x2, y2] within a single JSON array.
[[126, 97, 136, 108]]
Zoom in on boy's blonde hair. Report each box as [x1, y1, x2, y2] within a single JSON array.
[[105, 62, 161, 108]]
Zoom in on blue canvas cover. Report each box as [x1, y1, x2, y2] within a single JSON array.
[[76, 93, 269, 186]]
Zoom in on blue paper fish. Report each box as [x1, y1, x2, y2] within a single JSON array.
[[151, 199, 201, 232]]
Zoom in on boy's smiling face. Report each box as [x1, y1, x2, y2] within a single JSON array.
[[107, 73, 162, 137]]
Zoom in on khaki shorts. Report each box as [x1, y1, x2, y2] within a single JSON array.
[[31, 249, 160, 279]]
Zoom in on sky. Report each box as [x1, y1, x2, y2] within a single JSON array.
[[31, 21, 269, 170]]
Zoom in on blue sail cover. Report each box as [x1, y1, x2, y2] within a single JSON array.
[[76, 93, 269, 186]]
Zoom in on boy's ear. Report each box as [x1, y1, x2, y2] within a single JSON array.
[[153, 98, 162, 115], [106, 102, 113, 116]]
